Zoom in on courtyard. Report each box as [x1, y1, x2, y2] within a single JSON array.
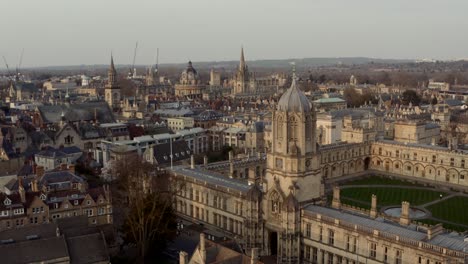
[[335, 176, 468, 232]]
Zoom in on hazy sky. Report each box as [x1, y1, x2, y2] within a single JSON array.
[[1, 0, 468, 67]]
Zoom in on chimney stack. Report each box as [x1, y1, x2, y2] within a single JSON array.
[[190, 155, 195, 169], [370, 194, 378, 219], [399, 201, 410, 226], [31, 179, 39, 192], [331, 186, 341, 209], [18, 178, 26, 203], [60, 163, 67, 171], [36, 166, 45, 179], [200, 233, 206, 263], [68, 164, 75, 174], [426, 223, 444, 240], [179, 251, 188, 264]]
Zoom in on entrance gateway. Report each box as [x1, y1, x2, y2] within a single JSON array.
[[269, 231, 278, 255]]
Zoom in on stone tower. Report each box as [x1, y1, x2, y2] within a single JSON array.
[[105, 55, 121, 109], [263, 70, 322, 263], [234, 47, 252, 95]]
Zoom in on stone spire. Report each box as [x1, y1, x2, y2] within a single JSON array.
[[239, 46, 246, 71], [108, 54, 117, 87]]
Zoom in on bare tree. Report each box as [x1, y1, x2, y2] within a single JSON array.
[[111, 153, 180, 263]]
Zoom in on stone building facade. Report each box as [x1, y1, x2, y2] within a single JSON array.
[[170, 75, 468, 263]]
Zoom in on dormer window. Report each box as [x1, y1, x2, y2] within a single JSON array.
[[3, 198, 11, 206], [74, 200, 79, 206]]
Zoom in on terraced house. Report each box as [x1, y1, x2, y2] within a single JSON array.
[[0, 165, 112, 231]]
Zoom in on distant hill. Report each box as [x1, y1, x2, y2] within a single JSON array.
[[1, 57, 414, 72]]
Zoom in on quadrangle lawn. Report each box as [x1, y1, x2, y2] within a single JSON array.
[[427, 196, 468, 227], [340, 187, 446, 208]]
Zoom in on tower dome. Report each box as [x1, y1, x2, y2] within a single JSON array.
[[277, 78, 311, 113]]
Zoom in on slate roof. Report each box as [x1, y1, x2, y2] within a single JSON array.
[[66, 233, 109, 264], [36, 146, 82, 158], [304, 205, 466, 252], [40, 171, 85, 185], [171, 166, 250, 193], [153, 140, 191, 165], [0, 236, 69, 264], [0, 218, 110, 264], [37, 102, 115, 124]]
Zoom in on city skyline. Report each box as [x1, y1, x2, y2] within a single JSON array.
[[1, 0, 468, 67]]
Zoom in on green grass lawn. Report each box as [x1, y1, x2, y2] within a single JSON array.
[[416, 218, 467, 233], [340, 187, 445, 208], [341, 176, 425, 187], [427, 196, 468, 227]]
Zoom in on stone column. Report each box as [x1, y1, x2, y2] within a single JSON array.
[[190, 155, 195, 169], [332, 186, 341, 209], [203, 155, 208, 165], [370, 194, 378, 219]]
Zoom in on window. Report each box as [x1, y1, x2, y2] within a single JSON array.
[[319, 227, 323, 242], [395, 249, 402, 264], [74, 200, 79, 206], [450, 158, 454, 166], [369, 242, 377, 259], [306, 223, 311, 237], [462, 160, 465, 168], [346, 235, 351, 251], [13, 208, 24, 215], [353, 237, 357, 253], [304, 246, 310, 261], [328, 229, 334, 245], [432, 155, 436, 163], [98, 208, 105, 215], [312, 247, 318, 263], [384, 247, 388, 263]]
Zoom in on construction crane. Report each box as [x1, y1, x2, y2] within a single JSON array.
[[129, 42, 138, 78], [16, 48, 24, 81], [2, 56, 12, 78], [154, 48, 159, 74]]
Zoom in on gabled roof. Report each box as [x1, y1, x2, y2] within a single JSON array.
[[153, 140, 191, 165]]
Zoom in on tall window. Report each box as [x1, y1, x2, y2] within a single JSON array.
[[384, 246, 388, 262], [328, 229, 334, 245], [395, 249, 402, 264], [319, 227, 323, 242], [369, 242, 377, 259], [306, 223, 311, 237]]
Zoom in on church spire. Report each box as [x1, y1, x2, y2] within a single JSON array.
[[239, 46, 246, 70], [108, 54, 117, 86]]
